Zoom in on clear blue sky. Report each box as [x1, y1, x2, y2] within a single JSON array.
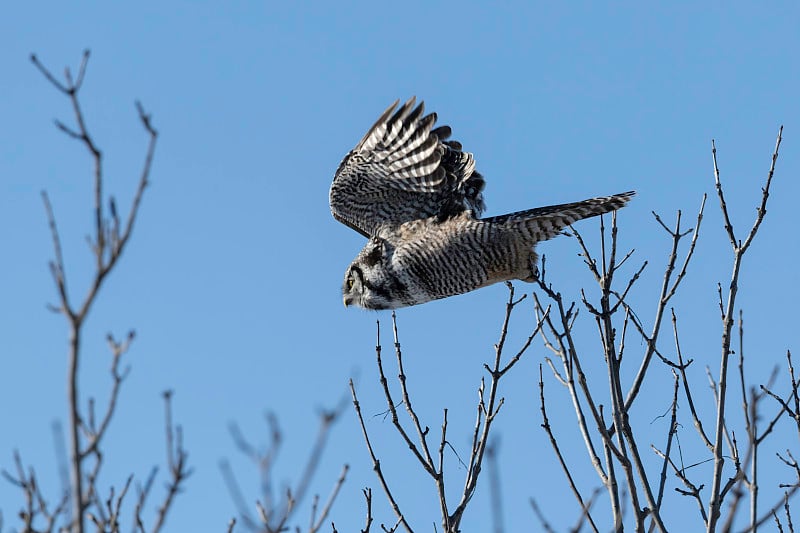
[[2, 2, 799, 531]]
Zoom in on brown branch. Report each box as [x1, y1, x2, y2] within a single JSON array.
[[789, 351, 800, 440], [706, 368, 737, 465], [41, 191, 72, 317], [529, 498, 558, 533], [1, 451, 69, 533], [219, 460, 259, 531], [575, 211, 667, 532], [357, 286, 541, 531], [712, 139, 736, 248], [391, 312, 438, 476], [116, 101, 157, 264], [360, 487, 374, 533], [650, 443, 708, 524], [654, 371, 681, 511], [449, 283, 543, 529], [739, 126, 782, 253], [762, 352, 800, 441], [152, 391, 192, 533], [672, 309, 713, 450], [436, 408, 450, 529], [533, 289, 616, 481], [606, 230, 665, 531], [608, 259, 648, 316], [222, 398, 346, 532], [349, 379, 413, 532], [309, 464, 349, 533], [30, 50, 160, 533], [227, 413, 280, 515], [707, 127, 783, 532], [132, 466, 157, 532], [784, 492, 793, 533], [485, 438, 504, 533], [737, 485, 800, 533], [625, 196, 706, 411], [82, 332, 134, 460], [373, 318, 436, 477], [570, 489, 603, 533], [538, 365, 600, 533], [292, 402, 348, 525], [571, 225, 602, 282]]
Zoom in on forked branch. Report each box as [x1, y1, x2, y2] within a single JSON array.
[[352, 285, 545, 532], [23, 50, 181, 533], [707, 126, 783, 532]]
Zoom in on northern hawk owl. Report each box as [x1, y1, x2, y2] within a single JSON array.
[[330, 98, 633, 310]]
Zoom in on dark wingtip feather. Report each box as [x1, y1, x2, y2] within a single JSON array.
[[431, 125, 452, 141], [354, 99, 400, 151], [404, 100, 426, 125], [388, 97, 417, 126], [417, 112, 437, 134]]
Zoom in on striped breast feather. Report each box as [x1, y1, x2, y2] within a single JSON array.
[[330, 97, 486, 237]]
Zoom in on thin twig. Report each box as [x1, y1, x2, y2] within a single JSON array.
[[350, 379, 412, 533], [625, 196, 706, 411], [31, 50, 161, 533], [539, 365, 600, 533], [530, 498, 558, 533], [449, 283, 544, 529], [151, 391, 192, 533], [309, 464, 349, 533], [707, 127, 783, 532]]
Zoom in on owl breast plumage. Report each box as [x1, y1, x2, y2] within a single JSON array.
[[330, 98, 634, 310]]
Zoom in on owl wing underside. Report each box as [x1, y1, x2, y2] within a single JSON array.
[[330, 98, 485, 238], [484, 191, 636, 241]]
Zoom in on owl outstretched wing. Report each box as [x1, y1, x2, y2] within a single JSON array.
[[330, 97, 486, 238]]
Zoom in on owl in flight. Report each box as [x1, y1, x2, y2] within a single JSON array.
[[330, 98, 634, 310]]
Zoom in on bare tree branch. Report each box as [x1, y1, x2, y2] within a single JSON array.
[[151, 391, 192, 533], [222, 400, 348, 532], [625, 196, 706, 411], [350, 378, 413, 533], [707, 126, 783, 532], [11, 50, 190, 533], [538, 365, 600, 533]]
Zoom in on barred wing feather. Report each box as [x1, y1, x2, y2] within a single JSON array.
[[330, 97, 485, 237]]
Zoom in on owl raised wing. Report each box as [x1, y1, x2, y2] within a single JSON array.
[[330, 97, 486, 238]]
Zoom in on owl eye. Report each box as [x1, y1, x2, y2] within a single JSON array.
[[347, 266, 364, 291]]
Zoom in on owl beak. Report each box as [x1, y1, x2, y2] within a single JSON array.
[[343, 297, 350, 308]]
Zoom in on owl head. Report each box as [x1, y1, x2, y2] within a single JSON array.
[[342, 237, 403, 310]]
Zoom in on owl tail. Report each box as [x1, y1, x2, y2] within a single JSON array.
[[488, 191, 635, 245]]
